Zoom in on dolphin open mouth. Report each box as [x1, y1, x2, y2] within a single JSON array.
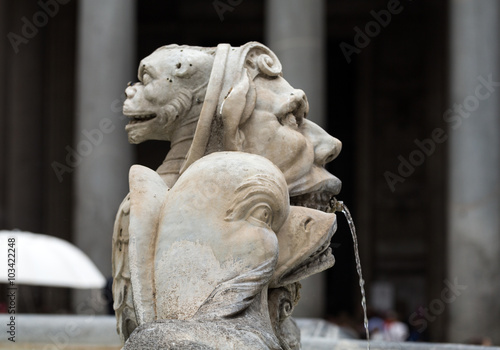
[[271, 205, 337, 288], [271, 186, 340, 287], [278, 242, 335, 287]]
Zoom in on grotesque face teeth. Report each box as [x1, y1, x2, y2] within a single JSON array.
[[127, 114, 157, 125], [290, 192, 336, 212]]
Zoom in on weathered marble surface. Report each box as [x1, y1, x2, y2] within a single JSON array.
[[125, 152, 288, 349], [121, 152, 338, 349], [112, 42, 342, 349]]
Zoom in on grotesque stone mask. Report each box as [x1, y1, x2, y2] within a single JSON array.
[[121, 42, 342, 206], [240, 75, 342, 203], [180, 42, 342, 209], [123, 45, 215, 144]]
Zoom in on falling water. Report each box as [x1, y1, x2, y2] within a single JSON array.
[[331, 199, 370, 349]]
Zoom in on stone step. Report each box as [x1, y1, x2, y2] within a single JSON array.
[[1, 315, 498, 350]]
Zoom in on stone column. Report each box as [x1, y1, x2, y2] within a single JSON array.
[[73, 0, 135, 312], [265, 0, 325, 128], [447, 0, 500, 343], [265, 0, 326, 317]]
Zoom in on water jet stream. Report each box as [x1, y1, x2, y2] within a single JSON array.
[[331, 198, 370, 349]]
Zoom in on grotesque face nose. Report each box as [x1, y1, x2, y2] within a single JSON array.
[[302, 119, 342, 167], [125, 85, 137, 99]]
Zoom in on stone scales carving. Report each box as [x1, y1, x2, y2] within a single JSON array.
[[112, 42, 342, 349]]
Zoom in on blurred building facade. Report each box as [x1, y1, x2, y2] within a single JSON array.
[[0, 0, 498, 344]]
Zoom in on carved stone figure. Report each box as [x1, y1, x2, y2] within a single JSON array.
[[121, 152, 337, 349], [268, 206, 337, 349], [113, 42, 342, 349], [123, 152, 287, 349], [123, 45, 215, 187], [120, 42, 341, 194], [114, 46, 216, 340]]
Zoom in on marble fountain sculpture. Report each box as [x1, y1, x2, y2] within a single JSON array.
[[112, 42, 343, 349]]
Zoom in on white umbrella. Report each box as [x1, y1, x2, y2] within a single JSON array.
[[0, 230, 106, 289]]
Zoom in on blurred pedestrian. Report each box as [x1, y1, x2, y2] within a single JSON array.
[[377, 310, 409, 341]]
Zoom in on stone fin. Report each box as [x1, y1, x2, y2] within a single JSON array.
[[128, 165, 168, 324]]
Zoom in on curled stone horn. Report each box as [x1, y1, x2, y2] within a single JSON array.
[[257, 54, 282, 77], [181, 42, 283, 173], [244, 45, 282, 79]]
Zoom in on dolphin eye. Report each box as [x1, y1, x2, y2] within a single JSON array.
[[247, 204, 273, 228], [303, 217, 314, 231]]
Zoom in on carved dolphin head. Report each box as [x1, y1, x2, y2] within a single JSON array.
[[151, 152, 289, 321], [271, 206, 336, 288]]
